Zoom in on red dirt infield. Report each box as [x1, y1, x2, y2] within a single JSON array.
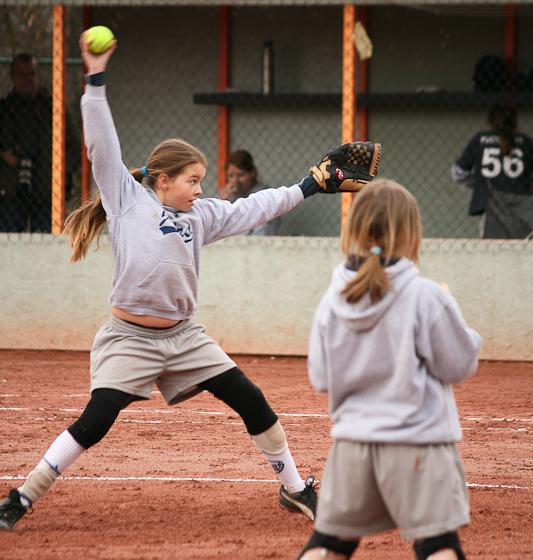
[[0, 351, 531, 559]]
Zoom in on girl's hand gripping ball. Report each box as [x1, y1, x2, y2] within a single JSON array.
[[84, 26, 115, 54]]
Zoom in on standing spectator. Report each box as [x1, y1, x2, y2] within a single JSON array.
[[0, 52, 79, 232], [218, 149, 281, 235], [451, 104, 533, 239]]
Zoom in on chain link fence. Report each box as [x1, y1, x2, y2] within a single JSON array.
[[0, 7, 84, 232], [1, 4, 533, 239]]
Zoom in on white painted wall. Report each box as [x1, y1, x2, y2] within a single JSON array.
[[0, 234, 532, 360]]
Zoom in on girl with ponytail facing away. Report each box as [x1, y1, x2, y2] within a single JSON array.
[[299, 179, 482, 560]]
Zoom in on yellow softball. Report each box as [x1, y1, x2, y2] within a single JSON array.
[[84, 26, 115, 55]]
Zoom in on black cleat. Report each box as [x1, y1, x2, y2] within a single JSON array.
[[0, 489, 29, 530], [279, 475, 318, 521]]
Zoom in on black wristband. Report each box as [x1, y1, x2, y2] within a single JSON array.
[[85, 72, 106, 86], [298, 174, 320, 198]]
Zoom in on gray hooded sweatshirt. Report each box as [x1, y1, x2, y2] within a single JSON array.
[[81, 85, 304, 320], [308, 258, 482, 444]]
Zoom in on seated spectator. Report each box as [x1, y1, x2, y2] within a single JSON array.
[[219, 149, 281, 235], [0, 52, 79, 232], [451, 104, 533, 239]]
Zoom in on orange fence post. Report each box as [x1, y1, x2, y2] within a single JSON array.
[[217, 6, 230, 191], [341, 5, 357, 229], [52, 4, 66, 234]]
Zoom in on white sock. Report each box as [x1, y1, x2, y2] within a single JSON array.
[[262, 447, 305, 493], [42, 430, 85, 473]]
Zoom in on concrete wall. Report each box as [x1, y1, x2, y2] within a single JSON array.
[[1, 234, 532, 360]]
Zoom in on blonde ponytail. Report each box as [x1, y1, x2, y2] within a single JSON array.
[[340, 178, 422, 305], [63, 193, 107, 262], [342, 252, 389, 304]]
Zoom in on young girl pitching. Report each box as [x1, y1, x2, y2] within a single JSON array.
[[298, 179, 482, 560], [0, 35, 334, 530]]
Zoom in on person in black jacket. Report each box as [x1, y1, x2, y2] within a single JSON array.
[[0, 53, 79, 232], [451, 104, 533, 239]]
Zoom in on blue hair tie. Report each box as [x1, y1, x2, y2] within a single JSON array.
[[370, 246, 382, 256], [140, 165, 148, 177]]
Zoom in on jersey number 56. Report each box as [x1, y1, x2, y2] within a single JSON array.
[[481, 147, 524, 179]]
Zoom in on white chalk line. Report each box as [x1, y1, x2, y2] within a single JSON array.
[[0, 415, 246, 427], [0, 415, 270, 428], [466, 482, 531, 490], [0, 412, 530, 434], [0, 475, 529, 491], [462, 426, 530, 433], [0, 406, 531, 424], [0, 405, 326, 418], [462, 416, 533, 423], [0, 475, 278, 484], [2, 393, 531, 424]]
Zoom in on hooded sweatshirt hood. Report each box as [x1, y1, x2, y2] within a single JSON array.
[[328, 258, 418, 332]]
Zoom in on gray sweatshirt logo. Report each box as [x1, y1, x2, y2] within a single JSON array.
[[159, 211, 193, 243]]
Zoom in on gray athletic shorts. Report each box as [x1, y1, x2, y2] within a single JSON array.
[[90, 317, 236, 404], [315, 440, 470, 541]]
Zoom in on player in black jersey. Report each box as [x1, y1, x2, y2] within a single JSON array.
[[451, 104, 533, 239]]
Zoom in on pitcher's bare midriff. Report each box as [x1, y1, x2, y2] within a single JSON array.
[[111, 307, 181, 328]]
